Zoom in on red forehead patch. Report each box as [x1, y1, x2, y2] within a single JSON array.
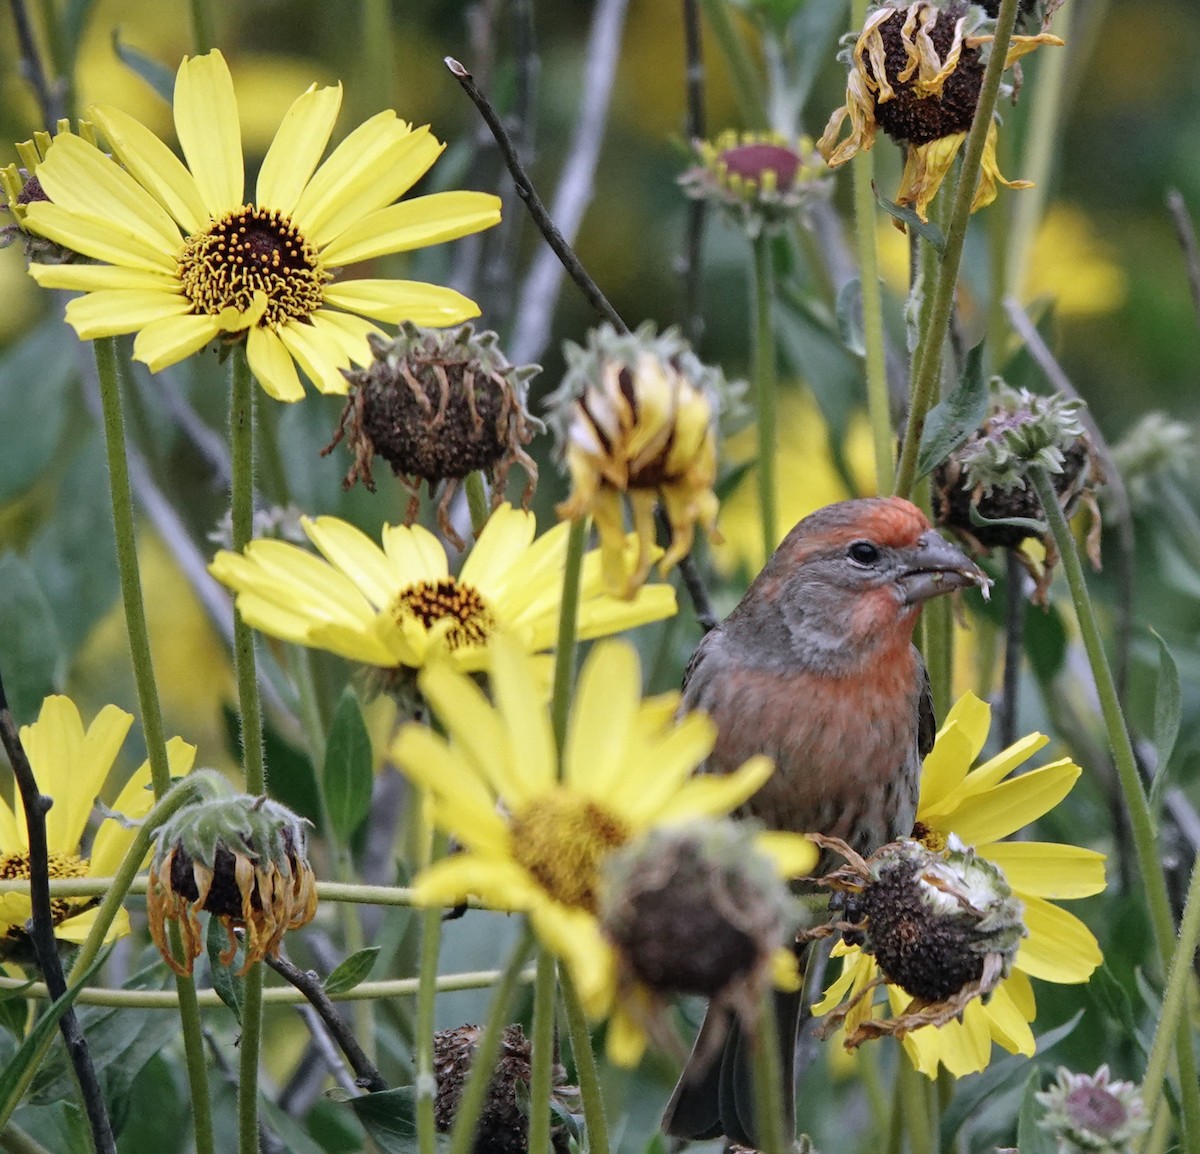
[[782, 497, 931, 557]]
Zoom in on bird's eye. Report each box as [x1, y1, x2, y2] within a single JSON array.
[[847, 540, 880, 566]]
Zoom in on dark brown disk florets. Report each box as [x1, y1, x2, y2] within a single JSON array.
[[326, 324, 541, 548], [873, 4, 984, 146]]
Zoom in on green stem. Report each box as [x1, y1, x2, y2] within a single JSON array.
[[187, 0, 214, 52], [1029, 465, 1200, 1147], [894, 0, 1025, 498], [559, 968, 611, 1154], [415, 828, 447, 1154], [924, 594, 953, 720], [850, 0, 893, 493], [229, 347, 266, 1154], [527, 950, 558, 1154], [550, 518, 588, 757], [898, 1057, 936, 1154], [750, 990, 787, 1154], [93, 337, 215, 1154], [465, 472, 491, 536], [697, 0, 767, 130], [751, 231, 779, 563], [1141, 848, 1200, 1142], [448, 927, 537, 1154], [0, 1124, 55, 1154]]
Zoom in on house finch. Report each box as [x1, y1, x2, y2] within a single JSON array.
[[661, 497, 989, 1147]]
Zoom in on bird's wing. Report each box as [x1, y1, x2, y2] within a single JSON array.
[[681, 625, 721, 700], [917, 655, 936, 761]]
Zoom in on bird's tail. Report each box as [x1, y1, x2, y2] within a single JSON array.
[[660, 986, 804, 1147]]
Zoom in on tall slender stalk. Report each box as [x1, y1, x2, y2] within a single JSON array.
[[1027, 465, 1200, 1145], [92, 337, 215, 1154], [527, 951, 558, 1154], [229, 348, 267, 1154], [894, 0, 1026, 498], [559, 969, 611, 1154], [750, 991, 787, 1154], [550, 518, 588, 754], [751, 232, 779, 563], [415, 837, 445, 1154], [697, 0, 767, 130]]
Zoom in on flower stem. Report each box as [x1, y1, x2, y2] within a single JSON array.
[[898, 1057, 935, 1154], [850, 0, 893, 492], [448, 926, 537, 1154], [559, 968, 611, 1154], [0, 1124, 55, 1154], [894, 0, 1025, 498], [187, 0, 214, 52], [551, 517, 588, 757], [465, 471, 491, 535], [1028, 465, 1200, 1145], [697, 0, 766, 129], [229, 346, 267, 1154], [527, 950, 558, 1154], [93, 337, 215, 1154], [750, 990, 788, 1154], [416, 828, 446, 1154], [751, 231, 779, 563]]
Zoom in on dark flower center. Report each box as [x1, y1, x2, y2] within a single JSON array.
[[718, 143, 801, 189], [178, 204, 326, 326], [0, 849, 90, 928], [392, 579, 495, 651], [1065, 1084, 1128, 1134]]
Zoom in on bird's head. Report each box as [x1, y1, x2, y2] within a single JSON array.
[[728, 497, 990, 669]]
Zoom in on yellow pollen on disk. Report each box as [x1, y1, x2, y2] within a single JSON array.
[[177, 203, 327, 326], [0, 850, 90, 927], [392, 579, 496, 651], [510, 790, 630, 913]]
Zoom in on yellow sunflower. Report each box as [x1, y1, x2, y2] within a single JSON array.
[[813, 692, 1105, 1077], [0, 696, 196, 947], [208, 503, 677, 675], [817, 3, 1061, 222], [18, 50, 500, 401], [390, 637, 817, 1063]]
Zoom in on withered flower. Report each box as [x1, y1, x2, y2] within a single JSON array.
[[1, 120, 94, 260], [932, 383, 1103, 603], [817, 2, 1062, 223], [147, 782, 317, 975], [327, 323, 541, 547], [548, 323, 729, 598], [1036, 1065, 1150, 1154]]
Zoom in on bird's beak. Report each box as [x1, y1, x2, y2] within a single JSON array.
[[896, 531, 992, 605]]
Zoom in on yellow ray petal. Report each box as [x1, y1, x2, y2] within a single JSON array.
[[34, 134, 182, 252], [1016, 896, 1102, 983], [956, 732, 1051, 796], [983, 841, 1106, 899], [605, 1004, 648, 1068], [319, 191, 502, 267], [458, 506, 537, 596], [24, 203, 178, 273], [529, 903, 614, 1015], [62, 289, 193, 340], [650, 755, 773, 824], [618, 711, 719, 821], [378, 522, 449, 586], [303, 517, 395, 610], [174, 51, 243, 216], [488, 638, 556, 792], [981, 980, 1036, 1056], [753, 831, 819, 879], [27, 263, 181, 293], [565, 641, 642, 796], [256, 83, 342, 216], [307, 309, 378, 365], [321, 279, 481, 326], [413, 853, 535, 911], [903, 997, 992, 1078], [929, 761, 1081, 845], [246, 326, 305, 402], [132, 314, 223, 372], [91, 104, 209, 234], [919, 693, 991, 807], [276, 317, 351, 394], [574, 584, 678, 644]]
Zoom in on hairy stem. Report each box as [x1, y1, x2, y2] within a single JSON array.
[[559, 968, 611, 1154], [751, 231, 779, 563]]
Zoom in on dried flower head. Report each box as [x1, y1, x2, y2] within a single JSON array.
[[548, 323, 729, 597], [811, 834, 1026, 1046], [679, 129, 829, 237], [326, 324, 542, 547], [599, 820, 806, 1062], [817, 3, 1062, 222], [146, 776, 317, 975], [933, 383, 1103, 602], [1036, 1065, 1150, 1153], [433, 1023, 578, 1154]]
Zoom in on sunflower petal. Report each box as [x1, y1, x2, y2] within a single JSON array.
[[983, 841, 1106, 899], [256, 83, 342, 215], [930, 760, 1081, 845], [1016, 896, 1102, 983], [246, 326, 305, 401], [565, 641, 642, 796], [321, 279, 481, 326], [174, 51, 243, 215], [132, 314, 223, 372], [302, 517, 396, 610], [63, 289, 193, 340]]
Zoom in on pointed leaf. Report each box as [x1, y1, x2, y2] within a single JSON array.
[[349, 1086, 418, 1153], [324, 690, 374, 843], [324, 947, 381, 996], [836, 277, 865, 357], [207, 914, 244, 1024], [111, 32, 175, 104], [1017, 1072, 1055, 1154], [1149, 629, 1181, 816], [873, 184, 946, 251], [917, 342, 988, 478]]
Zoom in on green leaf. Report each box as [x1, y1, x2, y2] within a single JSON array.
[[111, 31, 175, 103], [0, 321, 75, 503], [1149, 630, 1182, 815], [258, 1094, 330, 1154], [968, 504, 1048, 536], [783, 0, 850, 108], [0, 982, 32, 1039], [324, 946, 381, 996], [835, 277, 865, 357], [1024, 603, 1067, 682], [872, 184, 946, 251], [324, 690, 374, 843], [917, 343, 989, 478], [349, 1086, 417, 1154], [1016, 1071, 1054, 1154], [0, 553, 63, 725], [207, 914, 244, 1024]]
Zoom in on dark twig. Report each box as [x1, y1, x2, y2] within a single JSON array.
[[680, 0, 709, 347], [8, 0, 63, 128], [1167, 189, 1200, 330], [1003, 296, 1135, 703], [661, 507, 718, 633], [998, 550, 1025, 748], [264, 953, 389, 1093], [445, 55, 627, 340], [0, 670, 115, 1154]]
